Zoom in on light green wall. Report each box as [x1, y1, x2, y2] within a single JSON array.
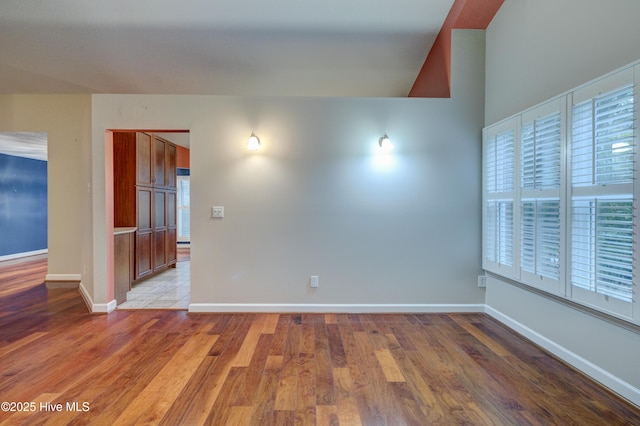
[[484, 0, 640, 405], [485, 0, 640, 124]]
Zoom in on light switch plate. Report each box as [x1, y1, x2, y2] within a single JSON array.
[[212, 206, 224, 218], [310, 275, 319, 288]]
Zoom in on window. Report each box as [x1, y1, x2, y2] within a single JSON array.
[[570, 81, 634, 310], [483, 64, 637, 323], [486, 129, 514, 194], [521, 199, 560, 279], [519, 104, 562, 292], [483, 120, 516, 276], [521, 112, 561, 190], [177, 176, 190, 242], [571, 198, 633, 302], [486, 201, 513, 266]]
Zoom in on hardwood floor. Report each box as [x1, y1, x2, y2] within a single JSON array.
[[1, 257, 639, 425]]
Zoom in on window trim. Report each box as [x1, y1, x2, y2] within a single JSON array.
[[483, 61, 638, 326]]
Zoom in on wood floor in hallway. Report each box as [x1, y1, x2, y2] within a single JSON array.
[[0, 256, 639, 425]]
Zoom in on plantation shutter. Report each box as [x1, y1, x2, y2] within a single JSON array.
[[484, 123, 515, 274], [520, 108, 562, 285], [570, 83, 634, 303]]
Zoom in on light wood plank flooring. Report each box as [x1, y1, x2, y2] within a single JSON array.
[[1, 256, 639, 425]]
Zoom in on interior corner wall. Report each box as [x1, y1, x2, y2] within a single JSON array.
[[90, 30, 486, 310], [0, 95, 90, 288], [484, 0, 640, 405], [485, 0, 640, 125]]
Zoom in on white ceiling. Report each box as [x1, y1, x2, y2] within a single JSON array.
[[0, 0, 454, 97], [0, 133, 48, 161]]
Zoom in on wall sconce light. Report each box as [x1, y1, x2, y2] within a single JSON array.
[[247, 132, 261, 151], [378, 133, 394, 152]]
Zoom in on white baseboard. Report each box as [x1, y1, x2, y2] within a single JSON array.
[[45, 273, 81, 282], [188, 303, 485, 314], [78, 283, 92, 312], [485, 305, 640, 408], [46, 273, 81, 289], [0, 249, 47, 262], [78, 283, 117, 314]]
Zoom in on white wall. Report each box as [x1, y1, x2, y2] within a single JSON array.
[[0, 95, 90, 287], [486, 0, 640, 124], [484, 0, 640, 405], [89, 30, 486, 312]]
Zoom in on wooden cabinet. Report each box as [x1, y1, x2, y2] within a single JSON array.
[[136, 132, 153, 186], [153, 136, 166, 187], [114, 228, 135, 304], [114, 132, 178, 283], [136, 186, 153, 279]]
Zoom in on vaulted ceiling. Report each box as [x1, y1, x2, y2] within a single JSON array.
[[0, 0, 502, 98]]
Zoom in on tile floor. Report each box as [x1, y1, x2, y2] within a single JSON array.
[[117, 260, 190, 310]]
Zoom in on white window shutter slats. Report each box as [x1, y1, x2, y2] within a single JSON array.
[[521, 113, 561, 190], [484, 122, 516, 273], [487, 130, 515, 194], [521, 200, 560, 279], [520, 108, 561, 284], [484, 62, 638, 322], [520, 201, 535, 273], [486, 201, 514, 267], [570, 81, 634, 305], [536, 200, 560, 279]]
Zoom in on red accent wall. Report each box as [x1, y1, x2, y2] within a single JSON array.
[[409, 0, 504, 98], [176, 145, 190, 169]]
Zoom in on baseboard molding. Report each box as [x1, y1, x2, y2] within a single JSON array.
[[0, 249, 47, 263], [45, 273, 81, 282], [45, 273, 81, 289], [78, 283, 117, 314], [78, 283, 93, 313], [188, 303, 485, 314], [485, 305, 640, 408]]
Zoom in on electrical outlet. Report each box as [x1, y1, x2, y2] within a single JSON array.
[[211, 206, 224, 218], [310, 275, 319, 288], [477, 275, 487, 288]]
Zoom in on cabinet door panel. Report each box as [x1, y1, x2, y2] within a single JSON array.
[[154, 190, 166, 229], [154, 136, 166, 187], [136, 133, 153, 186], [153, 190, 167, 270], [137, 188, 152, 231], [166, 143, 176, 189], [154, 230, 167, 269], [167, 191, 176, 228], [167, 229, 177, 265], [136, 232, 152, 279]]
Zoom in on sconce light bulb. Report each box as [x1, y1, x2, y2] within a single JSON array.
[[379, 133, 394, 152], [247, 133, 261, 151]]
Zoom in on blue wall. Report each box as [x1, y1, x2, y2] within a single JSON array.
[[0, 153, 48, 256]]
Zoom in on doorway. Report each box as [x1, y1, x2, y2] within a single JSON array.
[[109, 130, 190, 310], [0, 132, 48, 262]]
